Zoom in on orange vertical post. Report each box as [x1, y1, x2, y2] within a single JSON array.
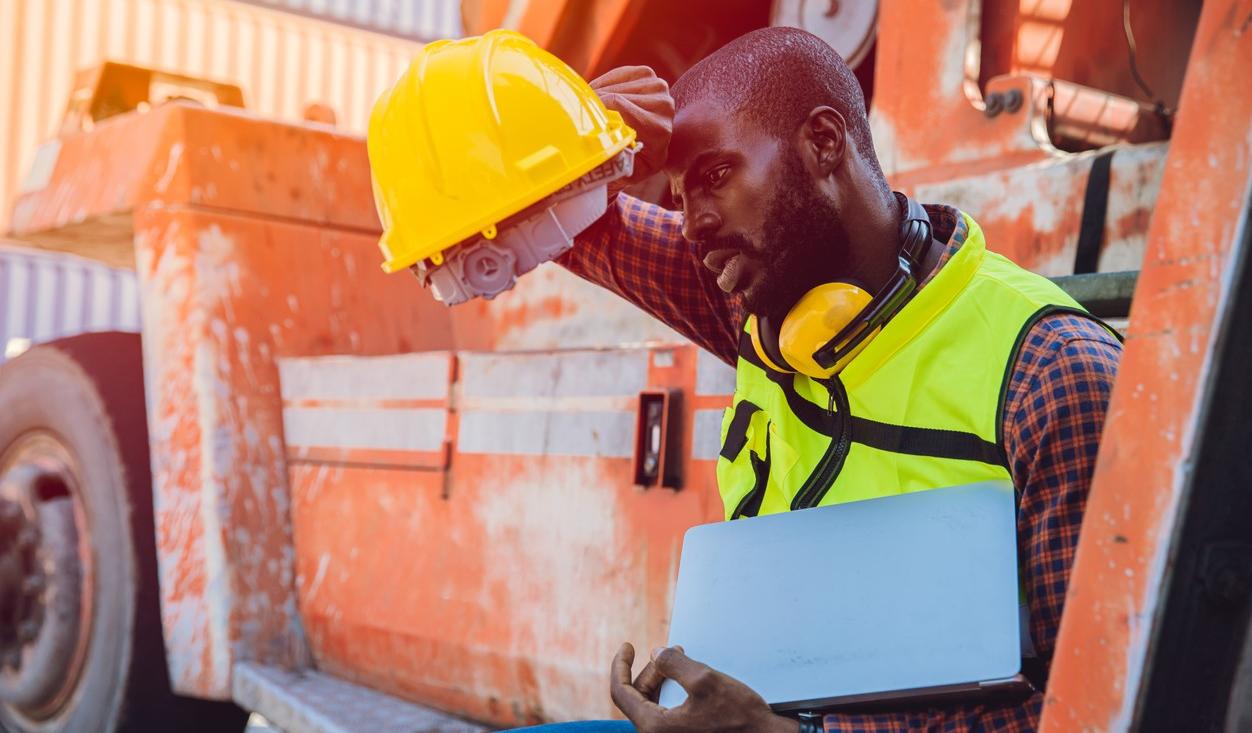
[[1041, 0, 1252, 729]]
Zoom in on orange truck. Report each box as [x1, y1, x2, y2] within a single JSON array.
[[0, 1, 1249, 731]]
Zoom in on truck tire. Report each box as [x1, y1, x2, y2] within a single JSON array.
[[0, 333, 247, 733]]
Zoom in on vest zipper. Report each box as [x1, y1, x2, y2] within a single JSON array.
[[789, 376, 851, 511]]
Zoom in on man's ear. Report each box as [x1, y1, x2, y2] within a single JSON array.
[[800, 106, 847, 176]]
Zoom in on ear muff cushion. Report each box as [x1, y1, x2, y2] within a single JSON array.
[[750, 315, 792, 373]]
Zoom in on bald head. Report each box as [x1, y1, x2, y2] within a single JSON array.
[[672, 27, 878, 168]]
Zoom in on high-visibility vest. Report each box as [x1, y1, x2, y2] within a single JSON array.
[[717, 213, 1110, 520]]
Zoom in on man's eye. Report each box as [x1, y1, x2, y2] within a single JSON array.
[[705, 165, 730, 186]]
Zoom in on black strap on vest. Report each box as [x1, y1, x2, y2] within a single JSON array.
[[734, 330, 1006, 468], [851, 417, 1003, 465], [1073, 150, 1115, 275], [739, 332, 838, 435], [720, 400, 762, 461]]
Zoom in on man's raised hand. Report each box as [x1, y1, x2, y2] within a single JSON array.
[[589, 66, 674, 194]]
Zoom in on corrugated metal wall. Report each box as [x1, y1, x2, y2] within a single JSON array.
[[237, 0, 462, 40], [0, 0, 435, 234], [0, 242, 141, 362]]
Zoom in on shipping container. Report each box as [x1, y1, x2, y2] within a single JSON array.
[[237, 0, 462, 40], [0, 241, 140, 362], [0, 0, 438, 234]]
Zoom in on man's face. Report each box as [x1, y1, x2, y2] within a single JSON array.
[[665, 98, 851, 317]]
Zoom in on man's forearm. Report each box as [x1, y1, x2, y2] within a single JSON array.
[[560, 193, 742, 364]]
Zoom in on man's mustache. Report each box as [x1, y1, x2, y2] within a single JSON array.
[[698, 233, 756, 257]]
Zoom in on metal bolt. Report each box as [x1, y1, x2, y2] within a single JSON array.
[[1003, 89, 1024, 114], [983, 92, 1004, 119]]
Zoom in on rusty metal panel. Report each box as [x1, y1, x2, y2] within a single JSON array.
[[286, 344, 730, 727], [913, 142, 1167, 276], [10, 103, 385, 264], [136, 197, 455, 698], [0, 241, 139, 361], [869, 0, 1167, 278], [1040, 0, 1252, 729], [77, 104, 459, 699], [0, 0, 422, 235]]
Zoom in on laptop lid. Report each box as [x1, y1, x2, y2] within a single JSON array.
[[658, 481, 1021, 711]]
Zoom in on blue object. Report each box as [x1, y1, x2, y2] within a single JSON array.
[[505, 722, 635, 732], [659, 481, 1024, 711]]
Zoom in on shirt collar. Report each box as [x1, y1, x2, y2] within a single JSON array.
[[918, 203, 968, 289]]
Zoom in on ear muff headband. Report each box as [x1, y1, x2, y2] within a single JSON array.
[[751, 193, 933, 379], [810, 256, 917, 370]]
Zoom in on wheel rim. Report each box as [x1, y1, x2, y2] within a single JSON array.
[[0, 431, 95, 723]]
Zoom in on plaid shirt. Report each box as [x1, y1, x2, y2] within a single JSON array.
[[562, 194, 1122, 733]]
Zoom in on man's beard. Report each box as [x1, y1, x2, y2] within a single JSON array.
[[708, 150, 851, 318]]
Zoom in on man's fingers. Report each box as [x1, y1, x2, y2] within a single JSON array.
[[595, 76, 670, 97], [609, 643, 646, 717], [611, 642, 636, 686], [590, 65, 659, 90], [597, 92, 672, 123], [652, 646, 715, 696], [610, 643, 665, 726], [632, 658, 666, 700]]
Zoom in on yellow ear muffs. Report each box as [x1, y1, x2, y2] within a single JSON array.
[[749, 283, 879, 380], [777, 282, 878, 379]]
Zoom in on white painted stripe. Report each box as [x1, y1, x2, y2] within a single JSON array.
[[278, 353, 451, 402], [459, 350, 649, 399], [457, 410, 636, 458], [691, 408, 728, 462], [695, 348, 736, 396], [282, 406, 447, 452], [457, 395, 637, 412]]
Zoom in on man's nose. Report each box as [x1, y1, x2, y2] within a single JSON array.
[[681, 205, 722, 244]]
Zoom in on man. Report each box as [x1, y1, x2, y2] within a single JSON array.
[[513, 27, 1120, 733]]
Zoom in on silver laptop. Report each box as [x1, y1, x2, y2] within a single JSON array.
[[658, 481, 1030, 712]]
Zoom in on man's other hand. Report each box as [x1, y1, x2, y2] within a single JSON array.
[[610, 643, 799, 733], [589, 66, 674, 194]]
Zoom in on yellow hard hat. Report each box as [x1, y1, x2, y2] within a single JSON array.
[[368, 29, 637, 273]]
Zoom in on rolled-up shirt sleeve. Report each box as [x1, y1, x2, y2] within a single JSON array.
[[560, 193, 743, 365]]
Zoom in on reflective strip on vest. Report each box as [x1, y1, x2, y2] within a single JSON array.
[[717, 213, 1104, 520]]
